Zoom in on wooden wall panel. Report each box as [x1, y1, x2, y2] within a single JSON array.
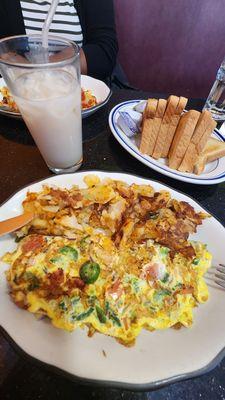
[[114, 0, 225, 98]]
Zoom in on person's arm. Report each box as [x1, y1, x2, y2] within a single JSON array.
[[81, 0, 118, 79], [80, 48, 87, 75]]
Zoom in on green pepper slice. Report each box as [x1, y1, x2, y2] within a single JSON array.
[[96, 305, 107, 323], [193, 258, 200, 265], [59, 246, 78, 260], [79, 261, 100, 284]]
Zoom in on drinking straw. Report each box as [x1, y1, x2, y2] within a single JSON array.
[[42, 0, 60, 48]]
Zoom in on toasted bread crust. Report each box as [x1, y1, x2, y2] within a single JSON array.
[[168, 110, 200, 170], [152, 95, 179, 159], [178, 142, 198, 172], [147, 99, 167, 155], [139, 99, 158, 154], [162, 96, 188, 158], [194, 155, 207, 175], [179, 111, 217, 173], [192, 111, 217, 153]]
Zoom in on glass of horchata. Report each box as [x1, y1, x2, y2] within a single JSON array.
[[0, 35, 82, 174]]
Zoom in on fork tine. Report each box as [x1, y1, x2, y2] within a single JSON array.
[[216, 267, 225, 275], [213, 263, 225, 289], [215, 279, 225, 289], [215, 273, 225, 281]]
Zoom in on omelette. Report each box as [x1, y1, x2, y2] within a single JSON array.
[[2, 176, 212, 345]]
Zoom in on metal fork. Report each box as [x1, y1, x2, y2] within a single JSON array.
[[215, 263, 225, 289]]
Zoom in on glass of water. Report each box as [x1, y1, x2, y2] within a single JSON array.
[[203, 58, 225, 121]]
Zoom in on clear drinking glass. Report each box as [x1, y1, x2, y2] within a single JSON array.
[[0, 34, 82, 174], [203, 57, 225, 121]]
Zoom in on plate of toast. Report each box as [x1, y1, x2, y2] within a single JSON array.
[[109, 96, 225, 185]]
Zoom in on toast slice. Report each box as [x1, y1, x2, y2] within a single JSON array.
[[178, 110, 217, 173], [147, 99, 167, 155], [192, 110, 217, 153], [178, 142, 199, 173], [168, 110, 200, 170], [142, 98, 156, 125], [152, 95, 179, 159], [194, 137, 225, 174], [139, 99, 158, 154], [161, 96, 188, 158]]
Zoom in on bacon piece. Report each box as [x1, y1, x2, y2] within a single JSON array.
[[67, 277, 85, 291], [43, 270, 85, 298], [47, 269, 64, 286], [42, 269, 65, 299], [22, 235, 45, 253]]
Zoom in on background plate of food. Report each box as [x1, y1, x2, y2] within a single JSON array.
[[0, 75, 111, 120], [81, 75, 111, 118], [0, 170, 225, 389], [109, 99, 225, 185]]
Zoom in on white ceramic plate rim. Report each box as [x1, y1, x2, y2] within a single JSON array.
[[0, 170, 225, 390], [0, 75, 111, 119], [109, 100, 225, 185]]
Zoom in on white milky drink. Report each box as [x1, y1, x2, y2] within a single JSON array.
[[14, 69, 82, 170]]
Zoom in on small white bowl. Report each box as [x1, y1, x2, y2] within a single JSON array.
[[0, 75, 111, 120]]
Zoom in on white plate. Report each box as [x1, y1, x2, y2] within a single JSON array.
[[0, 75, 111, 120], [0, 170, 225, 389], [109, 100, 225, 185]]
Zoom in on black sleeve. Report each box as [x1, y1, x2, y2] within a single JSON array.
[[81, 0, 118, 79]]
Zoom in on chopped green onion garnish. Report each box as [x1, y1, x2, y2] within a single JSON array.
[[73, 307, 94, 321], [96, 306, 107, 323], [161, 272, 169, 283]]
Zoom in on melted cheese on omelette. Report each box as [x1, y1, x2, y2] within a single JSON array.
[[3, 232, 211, 345]]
